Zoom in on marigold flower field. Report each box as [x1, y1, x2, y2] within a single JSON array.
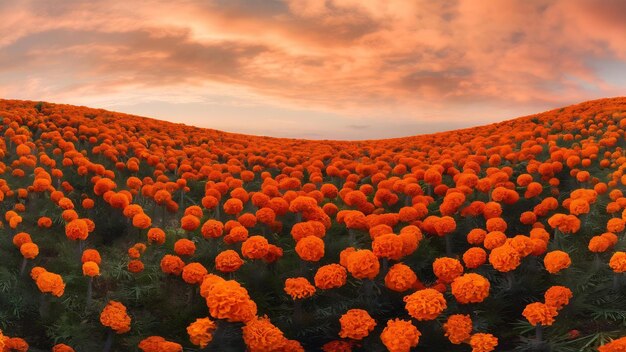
[[2, 98, 626, 351]]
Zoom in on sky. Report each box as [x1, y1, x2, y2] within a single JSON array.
[[0, 0, 625, 140]]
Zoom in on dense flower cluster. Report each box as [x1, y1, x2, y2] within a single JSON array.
[[2, 98, 626, 350]]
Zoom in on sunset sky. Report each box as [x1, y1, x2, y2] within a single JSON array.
[[1, 0, 625, 140]]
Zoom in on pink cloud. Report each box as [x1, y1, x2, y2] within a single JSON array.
[[0, 0, 625, 138]]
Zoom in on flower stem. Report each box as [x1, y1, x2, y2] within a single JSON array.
[[19, 257, 28, 276], [85, 277, 93, 313], [102, 330, 114, 352], [535, 324, 543, 350]]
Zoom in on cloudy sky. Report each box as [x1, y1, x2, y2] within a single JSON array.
[[1, 0, 625, 139]]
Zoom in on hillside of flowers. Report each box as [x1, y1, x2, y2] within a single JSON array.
[[2, 97, 626, 351]]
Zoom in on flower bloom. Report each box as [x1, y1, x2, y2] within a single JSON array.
[[35, 270, 65, 297], [488, 244, 521, 272], [404, 288, 447, 321], [598, 337, 626, 352], [242, 316, 287, 352], [346, 249, 380, 280], [543, 250, 571, 274], [544, 286, 573, 310], [205, 280, 257, 322], [462, 247, 487, 269], [610, 252, 626, 273], [100, 300, 131, 334], [522, 302, 558, 326], [52, 344, 75, 352], [160, 255, 185, 275], [65, 219, 89, 241], [82, 261, 100, 277], [215, 250, 244, 273], [384, 263, 417, 292], [187, 317, 216, 348], [380, 319, 421, 352], [241, 235, 270, 259], [469, 333, 498, 352], [182, 263, 208, 285], [314, 264, 347, 289], [20, 242, 39, 259], [295, 236, 325, 262], [138, 336, 183, 352], [338, 309, 377, 340], [451, 273, 490, 304], [432, 257, 464, 283], [444, 314, 473, 344], [284, 277, 316, 299]]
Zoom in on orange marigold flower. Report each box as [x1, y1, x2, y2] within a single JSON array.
[[346, 249, 380, 280], [182, 263, 208, 285], [509, 235, 534, 258], [52, 343, 75, 352], [174, 239, 196, 256], [263, 244, 283, 263], [284, 277, 316, 299], [82, 261, 100, 277], [128, 260, 144, 273], [372, 233, 403, 260], [380, 318, 421, 352], [147, 228, 166, 245], [37, 216, 53, 228], [200, 274, 226, 298], [65, 219, 89, 241], [384, 263, 417, 292], [180, 214, 201, 231], [242, 316, 287, 352], [160, 254, 185, 275], [451, 273, 490, 304], [314, 264, 347, 290], [522, 302, 558, 326], [432, 257, 464, 283], [187, 317, 216, 348], [483, 231, 507, 250], [215, 250, 244, 273], [462, 247, 487, 269], [241, 235, 270, 259], [543, 250, 571, 274], [224, 225, 249, 244], [36, 271, 65, 297], [444, 314, 472, 344], [488, 244, 521, 272], [295, 236, 325, 262], [12, 232, 32, 247], [205, 280, 257, 322], [588, 236, 611, 253], [5, 337, 28, 352], [138, 336, 167, 352], [201, 219, 224, 239], [404, 288, 447, 321], [398, 227, 421, 256], [598, 337, 626, 352], [20, 242, 39, 259], [223, 198, 244, 215], [338, 309, 376, 340], [469, 333, 498, 352], [81, 249, 101, 265], [544, 286, 572, 310], [132, 213, 152, 229], [609, 252, 626, 273], [569, 198, 590, 215], [322, 340, 353, 352], [100, 300, 131, 334]]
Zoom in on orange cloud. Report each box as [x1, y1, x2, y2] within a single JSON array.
[[0, 0, 625, 138]]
